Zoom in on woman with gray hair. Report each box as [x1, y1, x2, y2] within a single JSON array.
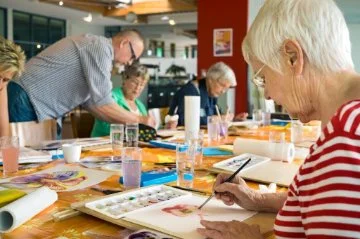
[[0, 37, 25, 136], [167, 61, 236, 127], [91, 62, 150, 137], [198, 0, 360, 238]]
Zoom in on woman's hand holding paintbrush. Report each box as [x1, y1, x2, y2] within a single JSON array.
[[212, 172, 264, 211], [198, 158, 251, 210]]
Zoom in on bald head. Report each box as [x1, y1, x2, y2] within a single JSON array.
[[113, 29, 144, 46], [112, 29, 145, 65]]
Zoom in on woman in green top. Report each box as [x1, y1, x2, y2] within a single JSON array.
[[91, 63, 149, 137]]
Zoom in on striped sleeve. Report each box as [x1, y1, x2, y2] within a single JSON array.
[[79, 40, 114, 107], [275, 100, 360, 239]]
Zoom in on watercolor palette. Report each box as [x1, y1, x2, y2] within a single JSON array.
[[85, 185, 192, 219], [212, 153, 271, 173]]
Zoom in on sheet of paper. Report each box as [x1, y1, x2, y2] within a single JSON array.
[[0, 165, 113, 192], [124, 194, 257, 239]]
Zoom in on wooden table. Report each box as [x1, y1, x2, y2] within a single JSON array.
[[1, 131, 300, 239]]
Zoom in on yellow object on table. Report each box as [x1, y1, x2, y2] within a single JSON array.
[[0, 189, 26, 207]]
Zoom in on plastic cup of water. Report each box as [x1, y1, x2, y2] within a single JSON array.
[[0, 136, 20, 176]]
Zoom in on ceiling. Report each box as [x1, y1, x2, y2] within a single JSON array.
[[39, 0, 197, 24]]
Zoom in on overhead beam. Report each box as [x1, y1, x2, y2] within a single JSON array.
[[104, 0, 196, 17], [40, 0, 106, 14]]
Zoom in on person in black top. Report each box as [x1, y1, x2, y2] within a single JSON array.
[[167, 62, 237, 126]]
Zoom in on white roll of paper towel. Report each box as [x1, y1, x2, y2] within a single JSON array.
[[0, 186, 58, 233], [185, 96, 200, 138], [233, 138, 295, 163]]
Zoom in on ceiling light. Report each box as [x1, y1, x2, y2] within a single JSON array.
[[161, 16, 169, 21], [169, 19, 176, 25], [115, 3, 128, 8], [115, 0, 131, 4], [83, 13, 92, 23], [36, 44, 41, 49], [59, 1, 63, 6]]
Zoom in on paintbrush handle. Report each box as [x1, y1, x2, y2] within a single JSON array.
[[225, 158, 251, 183], [215, 105, 221, 118]]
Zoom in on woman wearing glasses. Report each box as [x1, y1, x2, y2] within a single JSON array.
[[198, 0, 360, 238], [167, 62, 237, 127], [91, 63, 150, 137], [0, 37, 25, 137]]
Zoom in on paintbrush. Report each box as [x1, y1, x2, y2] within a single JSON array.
[[198, 157, 252, 210], [172, 186, 210, 195], [215, 105, 221, 120]]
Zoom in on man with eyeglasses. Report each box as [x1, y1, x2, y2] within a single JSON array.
[[7, 29, 155, 137]]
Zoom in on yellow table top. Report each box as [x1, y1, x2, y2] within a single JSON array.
[[1, 128, 308, 239]]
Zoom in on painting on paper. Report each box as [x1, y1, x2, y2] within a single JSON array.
[[0, 165, 112, 192], [214, 28, 233, 57]]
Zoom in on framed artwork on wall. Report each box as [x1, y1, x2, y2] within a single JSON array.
[[213, 28, 233, 57]]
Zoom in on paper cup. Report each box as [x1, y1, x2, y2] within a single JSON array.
[[62, 144, 82, 163]]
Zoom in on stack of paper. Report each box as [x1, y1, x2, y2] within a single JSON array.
[[0, 147, 52, 164]]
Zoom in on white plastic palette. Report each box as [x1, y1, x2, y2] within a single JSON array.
[[85, 185, 191, 219], [213, 153, 271, 172]]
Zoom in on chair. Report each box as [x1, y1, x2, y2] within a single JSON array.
[[10, 119, 57, 147], [70, 111, 95, 138]]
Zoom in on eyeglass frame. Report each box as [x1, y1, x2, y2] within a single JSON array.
[[252, 64, 266, 88], [128, 41, 137, 63]]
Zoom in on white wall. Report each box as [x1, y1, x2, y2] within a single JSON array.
[[247, 0, 265, 113], [349, 24, 360, 72], [67, 21, 105, 36]]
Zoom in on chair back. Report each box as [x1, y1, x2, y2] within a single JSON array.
[[10, 119, 57, 147], [70, 111, 95, 138]]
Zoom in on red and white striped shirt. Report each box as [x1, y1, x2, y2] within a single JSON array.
[[274, 100, 360, 239]]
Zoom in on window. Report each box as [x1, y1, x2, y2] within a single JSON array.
[[191, 45, 197, 58], [105, 26, 122, 38], [13, 11, 66, 59], [184, 46, 189, 59], [0, 8, 6, 38], [170, 43, 176, 58], [156, 41, 165, 58]]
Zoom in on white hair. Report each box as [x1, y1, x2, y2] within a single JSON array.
[[242, 0, 354, 74], [207, 62, 237, 87]]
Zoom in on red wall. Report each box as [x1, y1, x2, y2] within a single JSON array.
[[198, 0, 249, 114]]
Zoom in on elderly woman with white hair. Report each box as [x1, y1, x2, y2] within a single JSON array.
[[198, 0, 360, 238], [167, 61, 236, 127]]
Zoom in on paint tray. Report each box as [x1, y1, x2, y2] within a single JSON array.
[[85, 185, 191, 220]]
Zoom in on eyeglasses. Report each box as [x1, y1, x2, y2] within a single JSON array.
[[252, 64, 266, 88], [128, 42, 137, 62], [129, 79, 146, 88]]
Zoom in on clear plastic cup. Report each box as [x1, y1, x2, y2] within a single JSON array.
[[122, 147, 142, 189], [176, 144, 195, 188], [207, 116, 219, 142], [110, 124, 124, 159], [1, 136, 20, 176], [126, 123, 139, 147]]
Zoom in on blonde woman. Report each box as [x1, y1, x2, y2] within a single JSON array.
[[91, 63, 150, 137], [0, 37, 25, 136]]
